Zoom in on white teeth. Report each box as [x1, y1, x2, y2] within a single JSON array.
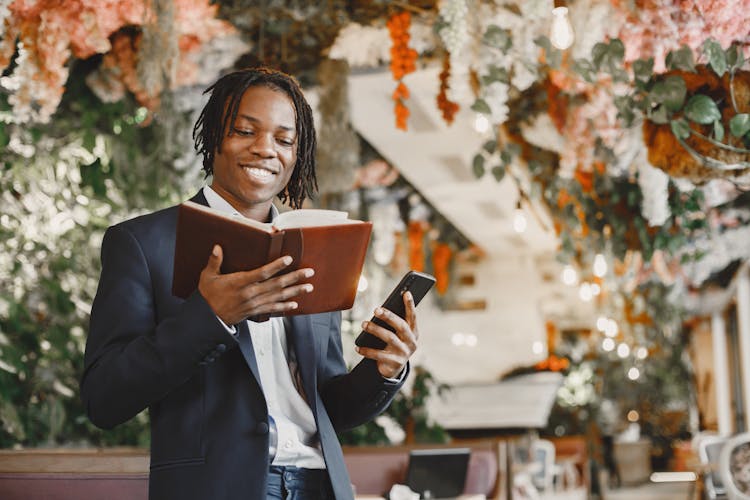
[[244, 167, 273, 177]]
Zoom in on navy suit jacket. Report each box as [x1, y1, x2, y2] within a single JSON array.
[[80, 192, 405, 500]]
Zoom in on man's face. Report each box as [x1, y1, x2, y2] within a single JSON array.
[[211, 85, 297, 218]]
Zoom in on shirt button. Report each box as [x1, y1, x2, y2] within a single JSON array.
[[259, 348, 266, 356], [284, 441, 293, 449]]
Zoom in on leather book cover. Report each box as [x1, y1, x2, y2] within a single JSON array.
[[172, 202, 372, 316]]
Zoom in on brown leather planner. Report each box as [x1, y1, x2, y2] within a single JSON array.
[[172, 201, 373, 316]]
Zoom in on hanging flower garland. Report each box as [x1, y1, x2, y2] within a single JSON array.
[[407, 220, 428, 272], [436, 53, 460, 125], [431, 241, 452, 295], [387, 11, 417, 131], [0, 0, 238, 123]]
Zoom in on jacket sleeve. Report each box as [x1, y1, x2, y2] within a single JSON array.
[[80, 223, 236, 429], [318, 312, 409, 432]]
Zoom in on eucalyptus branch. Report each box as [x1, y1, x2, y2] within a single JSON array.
[[686, 127, 750, 155], [676, 135, 750, 171], [730, 70, 739, 113], [390, 1, 433, 16], [506, 162, 551, 232]]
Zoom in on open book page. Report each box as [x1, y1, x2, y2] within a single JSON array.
[[272, 208, 358, 229]]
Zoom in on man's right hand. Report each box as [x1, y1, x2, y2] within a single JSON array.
[[198, 245, 314, 325]]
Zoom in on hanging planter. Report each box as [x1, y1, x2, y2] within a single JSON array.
[[643, 64, 750, 182]]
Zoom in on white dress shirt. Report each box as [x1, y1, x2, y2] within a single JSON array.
[[203, 186, 326, 468]]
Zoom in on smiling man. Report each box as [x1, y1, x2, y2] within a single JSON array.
[[80, 67, 421, 500]]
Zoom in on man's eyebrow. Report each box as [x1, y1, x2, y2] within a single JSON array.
[[236, 114, 295, 132]]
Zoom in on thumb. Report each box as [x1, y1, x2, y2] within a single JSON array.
[[204, 244, 223, 275]]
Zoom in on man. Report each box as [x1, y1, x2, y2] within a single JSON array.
[[80, 67, 419, 500]]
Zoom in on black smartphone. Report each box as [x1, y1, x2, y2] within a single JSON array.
[[354, 270, 436, 350]]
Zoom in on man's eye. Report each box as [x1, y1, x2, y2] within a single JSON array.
[[277, 138, 295, 146], [234, 129, 253, 136]]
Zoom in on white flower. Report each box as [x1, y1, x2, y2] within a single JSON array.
[[638, 161, 671, 227], [439, 0, 469, 55]]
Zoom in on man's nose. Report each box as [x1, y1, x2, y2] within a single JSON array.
[[250, 134, 276, 158]]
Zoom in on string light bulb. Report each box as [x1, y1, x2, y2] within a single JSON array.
[[474, 114, 490, 133], [550, 5, 574, 50], [593, 253, 607, 277], [512, 201, 527, 233]]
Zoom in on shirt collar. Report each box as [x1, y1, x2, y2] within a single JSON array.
[[202, 185, 279, 222]]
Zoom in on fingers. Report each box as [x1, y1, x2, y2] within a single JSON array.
[[232, 255, 295, 284], [204, 244, 223, 276], [403, 291, 419, 341], [355, 296, 420, 378]]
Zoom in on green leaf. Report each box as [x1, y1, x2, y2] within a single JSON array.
[[714, 120, 725, 141], [703, 38, 727, 77], [507, 143, 522, 156], [481, 66, 509, 85], [609, 39, 625, 62], [534, 35, 551, 52], [611, 68, 630, 83], [573, 59, 595, 83], [500, 149, 512, 165], [472, 154, 485, 178], [684, 94, 722, 124], [665, 45, 696, 72], [726, 43, 745, 71], [470, 99, 491, 115], [650, 105, 669, 124], [670, 118, 691, 140], [614, 95, 635, 126], [591, 42, 608, 70], [483, 25, 512, 52], [482, 139, 497, 154], [633, 58, 654, 84], [650, 75, 687, 112], [546, 48, 562, 69], [491, 165, 506, 182], [730, 113, 750, 137]]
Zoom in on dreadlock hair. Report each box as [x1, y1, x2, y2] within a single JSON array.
[[193, 67, 318, 209]]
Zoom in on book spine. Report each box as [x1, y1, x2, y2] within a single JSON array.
[[267, 231, 285, 262]]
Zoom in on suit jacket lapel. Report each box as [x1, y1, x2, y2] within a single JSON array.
[[235, 321, 262, 386], [190, 190, 209, 206], [288, 315, 318, 413]]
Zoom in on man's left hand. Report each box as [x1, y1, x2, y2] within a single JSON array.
[[355, 291, 418, 379]]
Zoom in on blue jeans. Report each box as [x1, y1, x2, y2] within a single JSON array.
[[266, 465, 335, 500]]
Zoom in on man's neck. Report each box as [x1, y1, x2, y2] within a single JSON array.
[[205, 185, 274, 223]]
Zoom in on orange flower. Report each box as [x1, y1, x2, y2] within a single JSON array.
[[387, 10, 417, 131], [407, 220, 427, 271], [431, 242, 452, 295], [437, 52, 459, 125]]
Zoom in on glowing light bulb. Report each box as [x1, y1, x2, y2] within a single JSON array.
[[628, 367, 640, 380], [513, 208, 527, 233], [596, 316, 608, 331], [550, 7, 574, 50], [602, 338, 615, 351], [593, 253, 607, 277], [562, 265, 578, 285], [604, 319, 618, 338], [357, 275, 369, 292], [617, 343, 631, 358], [474, 114, 490, 133], [579, 282, 593, 302]]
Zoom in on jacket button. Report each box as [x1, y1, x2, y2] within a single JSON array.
[[216, 343, 227, 353], [255, 421, 269, 435]]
